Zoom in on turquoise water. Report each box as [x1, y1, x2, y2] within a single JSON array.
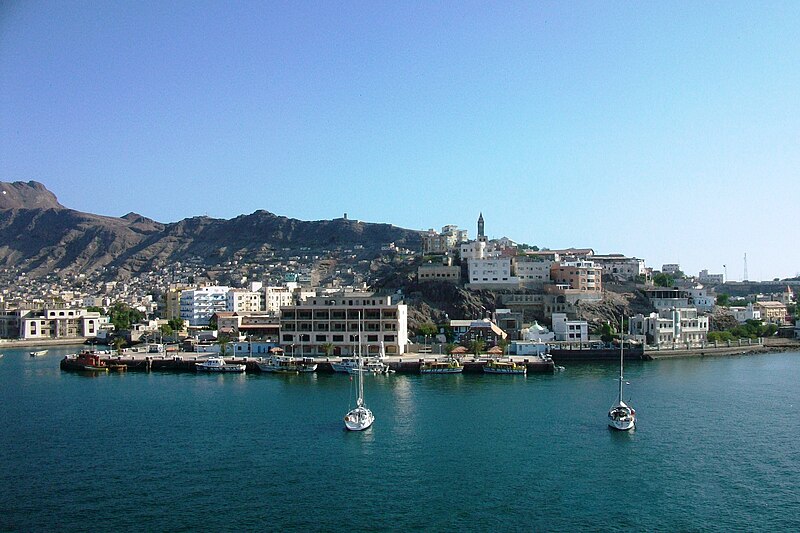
[[1, 347, 799, 531]]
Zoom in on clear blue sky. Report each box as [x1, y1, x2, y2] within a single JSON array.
[[2, 1, 799, 280]]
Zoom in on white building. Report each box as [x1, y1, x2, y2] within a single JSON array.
[[592, 255, 647, 281], [264, 286, 295, 315], [698, 269, 724, 284], [512, 257, 554, 288], [729, 303, 761, 323], [226, 289, 263, 313], [551, 313, 588, 343], [180, 286, 230, 327], [467, 256, 520, 288], [686, 284, 715, 312], [19, 308, 109, 340], [630, 308, 709, 346], [280, 291, 407, 356], [662, 264, 681, 274]]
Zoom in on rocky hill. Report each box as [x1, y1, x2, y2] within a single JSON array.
[[0, 181, 422, 279]]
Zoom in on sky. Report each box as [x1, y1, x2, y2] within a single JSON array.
[[2, 1, 799, 281]]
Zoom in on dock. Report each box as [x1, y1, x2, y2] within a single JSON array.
[[60, 352, 556, 374]]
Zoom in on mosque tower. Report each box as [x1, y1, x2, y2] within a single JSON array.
[[477, 213, 485, 242]]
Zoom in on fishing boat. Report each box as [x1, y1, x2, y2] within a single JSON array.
[[257, 354, 317, 374], [344, 317, 374, 431], [483, 359, 527, 375], [29, 349, 48, 357], [420, 359, 463, 374], [608, 319, 636, 431], [195, 356, 246, 373], [60, 350, 109, 372]]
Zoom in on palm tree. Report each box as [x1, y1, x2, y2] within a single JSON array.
[[470, 338, 486, 357], [321, 342, 334, 358], [218, 334, 231, 357], [112, 336, 126, 356]]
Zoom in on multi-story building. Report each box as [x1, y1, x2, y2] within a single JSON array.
[[754, 301, 788, 325], [512, 257, 554, 288], [686, 284, 715, 312], [645, 287, 690, 310], [729, 303, 761, 323], [591, 255, 647, 282], [550, 261, 602, 293], [279, 291, 407, 356], [630, 308, 709, 346], [417, 262, 461, 283], [467, 256, 519, 288], [422, 225, 468, 255], [264, 286, 295, 315], [180, 286, 230, 327], [551, 313, 588, 343], [18, 308, 108, 340], [661, 264, 681, 274], [698, 269, 724, 284], [226, 289, 262, 313]]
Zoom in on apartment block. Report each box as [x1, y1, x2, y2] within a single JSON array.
[[280, 292, 407, 356]]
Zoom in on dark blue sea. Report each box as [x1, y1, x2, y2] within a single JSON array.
[[1, 346, 799, 531]]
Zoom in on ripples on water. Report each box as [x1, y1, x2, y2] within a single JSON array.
[[1, 348, 799, 531]]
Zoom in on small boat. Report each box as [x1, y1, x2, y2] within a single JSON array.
[[483, 359, 527, 375], [420, 359, 463, 374], [257, 355, 317, 374], [344, 317, 374, 431], [30, 350, 48, 357], [195, 356, 246, 373], [76, 350, 109, 371], [608, 317, 636, 431]]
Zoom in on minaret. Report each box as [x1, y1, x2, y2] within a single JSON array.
[[477, 213, 485, 242]]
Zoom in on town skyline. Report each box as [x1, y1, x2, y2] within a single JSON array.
[[2, 3, 799, 280]]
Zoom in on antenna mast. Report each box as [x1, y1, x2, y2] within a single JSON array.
[[743, 253, 748, 282]]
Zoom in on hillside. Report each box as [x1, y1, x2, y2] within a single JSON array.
[[0, 181, 422, 279]]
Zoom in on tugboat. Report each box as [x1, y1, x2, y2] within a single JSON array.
[[61, 350, 109, 372]]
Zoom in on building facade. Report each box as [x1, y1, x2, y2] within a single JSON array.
[[630, 308, 709, 346], [279, 292, 407, 356], [180, 286, 230, 327]]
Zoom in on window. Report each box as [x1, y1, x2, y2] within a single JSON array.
[[316, 335, 327, 342]]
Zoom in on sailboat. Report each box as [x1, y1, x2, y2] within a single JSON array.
[[344, 316, 374, 431], [608, 317, 636, 431]]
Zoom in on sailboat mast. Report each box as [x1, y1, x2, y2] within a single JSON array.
[[619, 315, 624, 402], [358, 312, 364, 403]]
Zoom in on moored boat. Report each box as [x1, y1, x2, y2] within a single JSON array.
[[420, 359, 463, 374], [344, 316, 374, 431], [195, 356, 246, 373], [608, 317, 636, 431], [257, 354, 317, 373], [62, 350, 109, 372], [483, 359, 527, 375], [30, 350, 48, 357]]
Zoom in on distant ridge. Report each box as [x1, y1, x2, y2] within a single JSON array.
[[0, 181, 63, 210], [0, 181, 422, 279]]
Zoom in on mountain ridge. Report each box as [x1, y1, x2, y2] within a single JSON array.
[[0, 181, 423, 279]]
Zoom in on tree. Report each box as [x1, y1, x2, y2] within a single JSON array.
[[470, 338, 486, 356], [168, 317, 185, 333], [321, 343, 334, 357], [112, 336, 126, 355], [417, 322, 437, 337], [109, 302, 144, 331], [716, 294, 730, 307], [218, 334, 232, 356], [653, 273, 675, 287], [207, 315, 218, 331], [497, 338, 510, 355], [86, 305, 105, 314]]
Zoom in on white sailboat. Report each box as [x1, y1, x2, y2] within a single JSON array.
[[608, 317, 636, 431], [344, 317, 374, 431]]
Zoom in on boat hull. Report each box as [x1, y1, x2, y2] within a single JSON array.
[[344, 406, 374, 431], [483, 367, 526, 375], [196, 364, 247, 373], [420, 367, 463, 374]]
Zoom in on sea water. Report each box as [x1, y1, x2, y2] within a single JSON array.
[[1, 347, 799, 531]]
